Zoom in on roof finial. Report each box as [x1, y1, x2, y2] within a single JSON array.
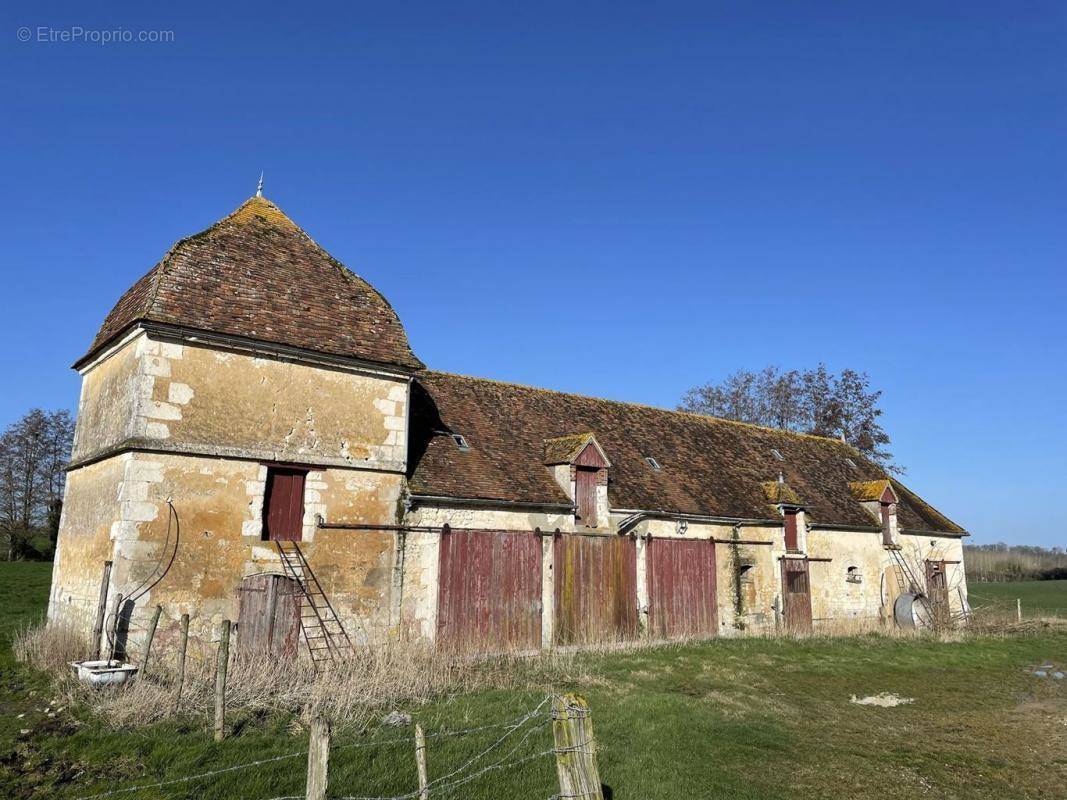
[[256, 172, 264, 198], [778, 471, 785, 485]]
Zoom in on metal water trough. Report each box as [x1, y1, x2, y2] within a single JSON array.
[[71, 660, 139, 687]]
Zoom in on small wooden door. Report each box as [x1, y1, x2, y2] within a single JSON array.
[[263, 467, 307, 542], [237, 573, 302, 659], [925, 560, 950, 623], [575, 468, 598, 526], [781, 558, 812, 633]]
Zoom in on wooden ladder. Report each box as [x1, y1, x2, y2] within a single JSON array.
[[274, 540, 354, 666]]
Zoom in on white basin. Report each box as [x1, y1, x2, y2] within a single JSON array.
[[71, 660, 139, 687]]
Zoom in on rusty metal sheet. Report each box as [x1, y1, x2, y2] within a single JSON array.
[[437, 529, 542, 653], [553, 534, 638, 646], [647, 538, 718, 640], [781, 558, 812, 633]]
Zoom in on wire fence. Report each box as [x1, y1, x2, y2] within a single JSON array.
[[71, 695, 579, 800]]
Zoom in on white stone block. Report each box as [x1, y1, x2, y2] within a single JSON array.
[[143, 356, 171, 377], [146, 400, 182, 420], [123, 501, 159, 522], [145, 422, 170, 439], [127, 460, 164, 482], [383, 415, 405, 431], [160, 342, 185, 359], [388, 385, 407, 402], [241, 520, 263, 538], [168, 382, 195, 404]]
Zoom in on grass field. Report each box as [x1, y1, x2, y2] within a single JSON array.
[[2, 562, 1066, 800], [968, 579, 1067, 617]]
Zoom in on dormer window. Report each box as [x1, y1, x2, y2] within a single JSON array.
[[848, 480, 899, 547], [451, 433, 470, 451], [783, 507, 800, 551], [543, 433, 611, 529]]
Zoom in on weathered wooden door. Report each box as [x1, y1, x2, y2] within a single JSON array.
[[264, 467, 306, 542], [780, 558, 812, 633], [925, 560, 950, 623], [647, 538, 718, 639], [554, 534, 638, 645], [237, 573, 302, 659], [437, 529, 542, 652]]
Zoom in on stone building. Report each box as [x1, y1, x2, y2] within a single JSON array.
[[49, 193, 969, 660]]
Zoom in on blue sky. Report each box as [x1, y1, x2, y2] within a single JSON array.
[[1, 2, 1064, 546]]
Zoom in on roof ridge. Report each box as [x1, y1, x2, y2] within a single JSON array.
[[421, 369, 858, 448]]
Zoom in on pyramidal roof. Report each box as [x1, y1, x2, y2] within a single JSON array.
[[77, 195, 424, 371]]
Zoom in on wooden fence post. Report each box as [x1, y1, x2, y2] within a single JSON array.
[[106, 593, 124, 662], [175, 613, 189, 711], [306, 716, 331, 800], [141, 605, 162, 674], [414, 723, 429, 800], [214, 620, 230, 742], [552, 694, 604, 800], [1017, 598, 1022, 622], [91, 561, 112, 660]]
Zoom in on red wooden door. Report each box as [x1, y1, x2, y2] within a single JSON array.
[[437, 529, 543, 652], [575, 468, 598, 526], [264, 467, 306, 541], [647, 538, 718, 639], [781, 558, 812, 632], [554, 534, 638, 645]]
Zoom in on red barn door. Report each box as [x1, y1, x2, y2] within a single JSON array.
[[437, 529, 542, 652], [647, 538, 718, 639]]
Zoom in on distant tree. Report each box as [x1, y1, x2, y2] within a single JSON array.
[[0, 409, 74, 560], [679, 365, 899, 473]]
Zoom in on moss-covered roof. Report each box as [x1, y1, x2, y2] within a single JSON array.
[[543, 433, 599, 465], [849, 479, 896, 503], [408, 371, 966, 534], [77, 196, 423, 371], [761, 480, 802, 506]]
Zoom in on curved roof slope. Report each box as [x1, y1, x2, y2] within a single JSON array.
[[77, 196, 423, 371], [408, 371, 965, 534]]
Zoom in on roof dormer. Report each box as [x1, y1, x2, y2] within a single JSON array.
[[849, 479, 900, 547], [762, 475, 806, 553], [544, 433, 610, 528]]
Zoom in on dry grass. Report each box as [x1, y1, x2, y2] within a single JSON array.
[[14, 623, 587, 730]]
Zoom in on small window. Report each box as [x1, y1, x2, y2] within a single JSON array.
[[846, 566, 862, 584], [738, 563, 755, 580], [645, 456, 661, 470], [771, 448, 785, 462], [451, 433, 470, 451]]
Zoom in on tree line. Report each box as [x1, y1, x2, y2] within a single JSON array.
[[964, 543, 1067, 583], [680, 364, 897, 472], [0, 409, 75, 561]]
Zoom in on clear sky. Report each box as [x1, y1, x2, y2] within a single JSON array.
[[2, 2, 1064, 546]]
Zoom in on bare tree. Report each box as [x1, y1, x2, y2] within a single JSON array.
[[680, 364, 899, 473], [0, 409, 75, 560]]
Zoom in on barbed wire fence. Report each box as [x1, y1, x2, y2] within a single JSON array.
[[71, 693, 605, 800]]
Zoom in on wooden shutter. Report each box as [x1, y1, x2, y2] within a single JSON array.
[[264, 467, 307, 541], [783, 509, 799, 551], [575, 468, 598, 526]]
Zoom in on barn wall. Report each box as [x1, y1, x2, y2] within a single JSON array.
[[72, 330, 410, 471], [50, 452, 404, 656]]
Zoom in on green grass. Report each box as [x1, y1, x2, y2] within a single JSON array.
[[2, 561, 1066, 800], [968, 579, 1067, 616]]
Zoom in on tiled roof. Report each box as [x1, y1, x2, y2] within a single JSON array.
[[543, 433, 600, 465], [408, 371, 966, 534], [77, 196, 423, 371]]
